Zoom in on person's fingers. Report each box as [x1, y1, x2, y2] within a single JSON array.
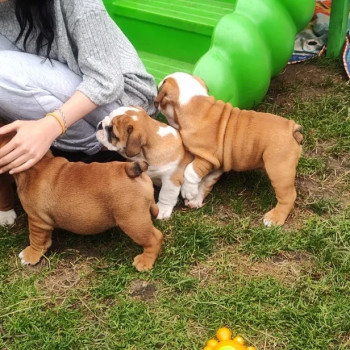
[[0, 120, 20, 135], [0, 152, 31, 174], [0, 137, 17, 160], [0, 144, 24, 169], [9, 158, 37, 174]]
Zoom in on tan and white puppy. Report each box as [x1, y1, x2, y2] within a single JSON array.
[[96, 106, 193, 219], [0, 131, 163, 271], [155, 72, 303, 226]]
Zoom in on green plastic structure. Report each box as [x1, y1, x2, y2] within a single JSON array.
[[327, 0, 350, 58], [103, 0, 315, 108]]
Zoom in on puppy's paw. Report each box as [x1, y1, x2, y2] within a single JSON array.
[[181, 182, 199, 201], [133, 254, 155, 272], [19, 246, 43, 266], [182, 163, 201, 200], [156, 203, 173, 220], [184, 196, 204, 209], [263, 209, 287, 227], [0, 209, 17, 226]]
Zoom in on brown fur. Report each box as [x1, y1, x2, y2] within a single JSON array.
[[97, 106, 194, 219], [0, 173, 14, 212], [0, 132, 163, 271], [156, 75, 303, 225], [109, 108, 192, 171]]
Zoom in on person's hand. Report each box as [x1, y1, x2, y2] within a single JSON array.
[[0, 118, 62, 174]]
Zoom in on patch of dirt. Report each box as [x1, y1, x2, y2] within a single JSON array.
[[337, 332, 350, 349], [297, 175, 332, 199], [260, 62, 347, 111], [190, 263, 217, 287], [306, 142, 350, 173], [191, 247, 313, 286], [37, 259, 93, 297], [213, 204, 243, 224], [296, 144, 350, 206], [282, 205, 314, 230], [129, 279, 157, 302], [241, 251, 314, 283]]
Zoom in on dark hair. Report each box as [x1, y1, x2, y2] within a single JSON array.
[[14, 0, 55, 58]]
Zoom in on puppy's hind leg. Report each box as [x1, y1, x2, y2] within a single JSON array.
[[118, 215, 163, 271], [263, 159, 298, 227], [185, 169, 223, 209], [19, 218, 53, 265], [181, 157, 215, 201]]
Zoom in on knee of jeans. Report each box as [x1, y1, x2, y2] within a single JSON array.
[[0, 51, 28, 89]]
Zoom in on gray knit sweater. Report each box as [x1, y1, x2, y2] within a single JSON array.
[[0, 0, 157, 115]]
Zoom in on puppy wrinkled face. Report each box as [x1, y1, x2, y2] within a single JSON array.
[[96, 107, 147, 159], [96, 116, 116, 151], [95, 114, 128, 155]]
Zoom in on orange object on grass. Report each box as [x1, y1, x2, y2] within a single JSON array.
[[203, 327, 256, 350]]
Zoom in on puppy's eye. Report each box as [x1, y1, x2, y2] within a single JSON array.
[[111, 134, 119, 142], [107, 126, 119, 143]]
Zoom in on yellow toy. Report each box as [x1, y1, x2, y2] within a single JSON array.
[[204, 327, 256, 350]]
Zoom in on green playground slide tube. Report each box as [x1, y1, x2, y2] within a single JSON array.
[[103, 0, 315, 109], [193, 0, 316, 108]]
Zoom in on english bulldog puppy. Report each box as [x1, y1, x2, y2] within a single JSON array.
[[96, 106, 193, 219], [0, 131, 163, 271], [155, 72, 303, 226]]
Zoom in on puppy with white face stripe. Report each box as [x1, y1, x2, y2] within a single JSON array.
[[155, 72, 303, 226], [96, 106, 193, 219]]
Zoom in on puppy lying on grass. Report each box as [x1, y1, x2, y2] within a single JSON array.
[[0, 130, 163, 271]]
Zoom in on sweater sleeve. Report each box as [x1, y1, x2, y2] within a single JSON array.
[[72, 10, 128, 105]]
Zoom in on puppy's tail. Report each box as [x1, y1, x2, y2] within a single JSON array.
[[293, 124, 304, 145], [125, 161, 149, 178]]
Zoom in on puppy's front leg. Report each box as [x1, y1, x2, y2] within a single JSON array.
[[0, 174, 17, 226], [181, 157, 214, 201], [19, 218, 53, 265], [157, 178, 181, 219]]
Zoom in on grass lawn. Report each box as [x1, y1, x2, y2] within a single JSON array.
[[0, 57, 349, 350]]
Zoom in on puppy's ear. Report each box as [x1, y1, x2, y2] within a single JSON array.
[[154, 81, 172, 108], [154, 86, 166, 108], [125, 124, 145, 158]]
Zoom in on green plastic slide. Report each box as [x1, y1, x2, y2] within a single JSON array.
[[103, 0, 316, 108]]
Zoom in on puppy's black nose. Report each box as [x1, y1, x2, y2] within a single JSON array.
[[97, 121, 103, 130]]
